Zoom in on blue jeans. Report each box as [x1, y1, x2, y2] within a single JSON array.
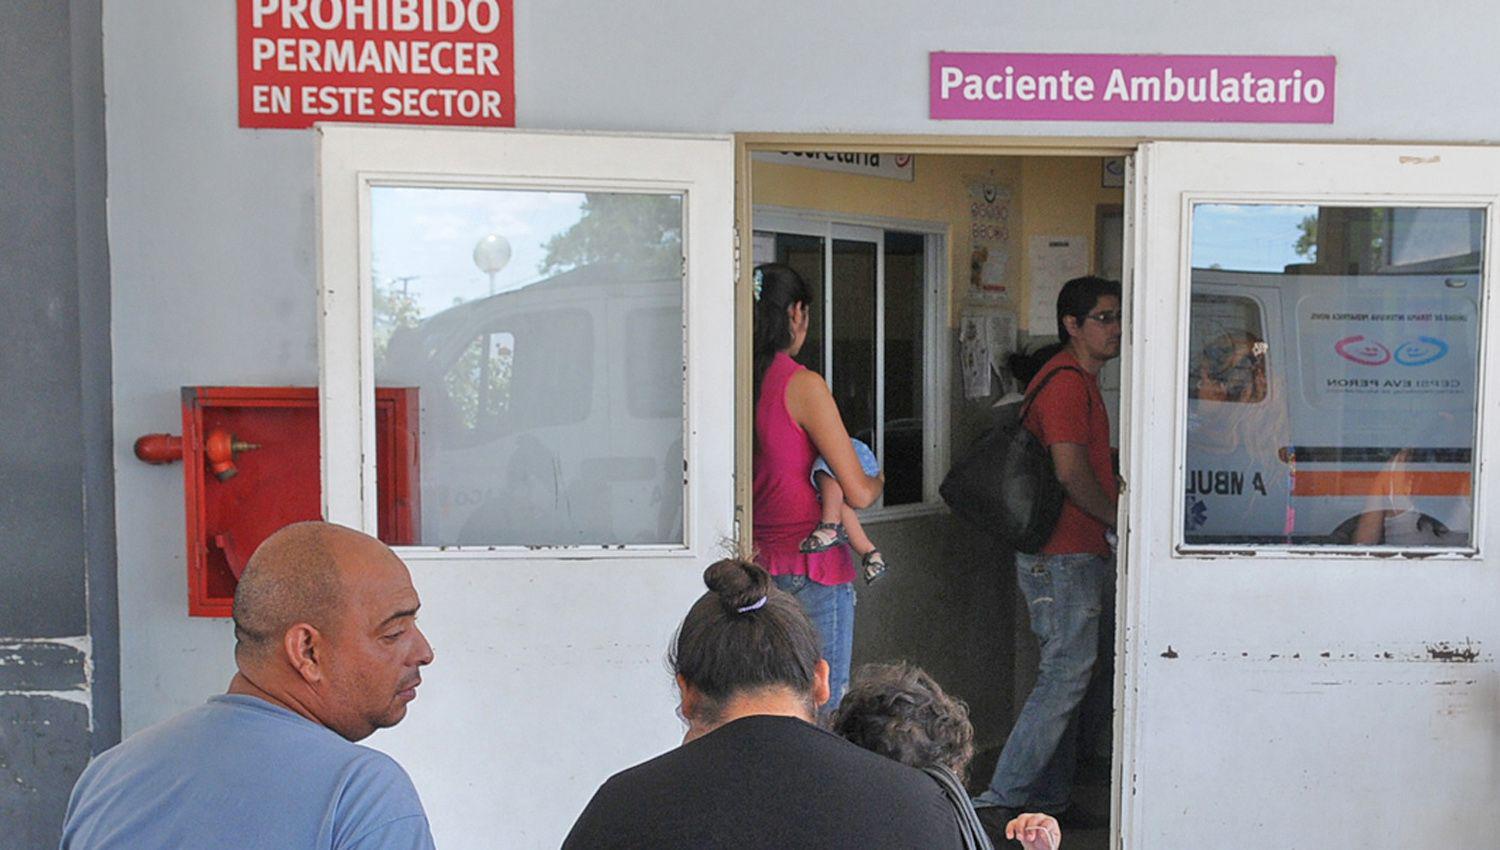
[[976, 552, 1112, 812], [772, 574, 854, 712]]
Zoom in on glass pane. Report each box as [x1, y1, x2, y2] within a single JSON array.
[[832, 239, 877, 459], [371, 186, 685, 547], [1184, 203, 1482, 547], [883, 231, 926, 506], [775, 232, 825, 376]]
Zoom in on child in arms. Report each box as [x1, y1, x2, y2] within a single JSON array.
[[800, 438, 887, 584]]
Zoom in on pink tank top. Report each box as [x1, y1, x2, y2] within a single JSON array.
[[753, 352, 855, 585]]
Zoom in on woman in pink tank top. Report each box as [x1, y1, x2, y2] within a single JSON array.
[[751, 263, 884, 706]]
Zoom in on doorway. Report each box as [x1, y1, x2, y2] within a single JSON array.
[[742, 142, 1134, 850]]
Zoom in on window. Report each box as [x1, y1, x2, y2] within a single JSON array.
[[1182, 203, 1483, 548], [371, 185, 686, 547], [755, 211, 947, 514]]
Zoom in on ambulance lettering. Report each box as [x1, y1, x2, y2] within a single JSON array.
[[1185, 469, 1267, 496]]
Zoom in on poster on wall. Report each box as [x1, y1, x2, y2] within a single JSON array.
[[238, 0, 515, 129], [1027, 235, 1088, 332], [967, 180, 1011, 302]]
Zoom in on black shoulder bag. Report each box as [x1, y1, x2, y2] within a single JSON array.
[[939, 366, 1088, 554]]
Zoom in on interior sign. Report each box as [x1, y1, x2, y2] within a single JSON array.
[[238, 0, 515, 129], [930, 52, 1335, 123], [751, 151, 915, 181]]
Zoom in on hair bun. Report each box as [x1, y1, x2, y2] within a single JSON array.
[[703, 558, 773, 615]]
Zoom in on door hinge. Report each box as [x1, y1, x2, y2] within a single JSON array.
[[733, 224, 742, 282]]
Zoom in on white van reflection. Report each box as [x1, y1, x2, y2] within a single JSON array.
[[383, 263, 684, 547], [1185, 269, 1478, 547]]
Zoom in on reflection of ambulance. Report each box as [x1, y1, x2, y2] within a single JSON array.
[[383, 263, 685, 547], [1183, 268, 1480, 546]]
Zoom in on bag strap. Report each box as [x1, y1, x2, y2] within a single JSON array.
[[1018, 363, 1092, 423], [921, 766, 995, 850]]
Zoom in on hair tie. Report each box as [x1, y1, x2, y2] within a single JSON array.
[[752, 268, 764, 302], [736, 595, 767, 614]]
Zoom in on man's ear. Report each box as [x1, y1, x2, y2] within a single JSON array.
[[811, 659, 831, 710], [283, 623, 324, 684], [1062, 313, 1082, 339]]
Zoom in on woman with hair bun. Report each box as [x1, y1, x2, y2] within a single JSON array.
[[562, 559, 964, 849], [751, 262, 885, 708]]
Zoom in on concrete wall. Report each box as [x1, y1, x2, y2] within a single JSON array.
[[1, 2, 116, 847]]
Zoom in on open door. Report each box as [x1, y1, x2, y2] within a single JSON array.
[[1120, 142, 1500, 847], [317, 126, 734, 849]]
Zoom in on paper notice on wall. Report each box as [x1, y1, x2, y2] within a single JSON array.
[[960, 310, 1020, 400], [960, 314, 994, 399], [968, 181, 1012, 302], [1027, 236, 1089, 332], [989, 310, 1019, 395]]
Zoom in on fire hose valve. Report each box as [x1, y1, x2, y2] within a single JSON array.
[[134, 429, 259, 481], [203, 428, 260, 481]]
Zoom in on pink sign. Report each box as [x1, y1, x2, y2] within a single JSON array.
[[930, 53, 1335, 123]]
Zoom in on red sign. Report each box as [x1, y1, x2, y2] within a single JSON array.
[[238, 0, 515, 129]]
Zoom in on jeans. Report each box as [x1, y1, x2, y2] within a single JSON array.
[[772, 574, 855, 712], [975, 552, 1112, 812]]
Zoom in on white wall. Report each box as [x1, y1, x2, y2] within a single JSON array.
[[511, 0, 1500, 141], [103, 1, 1500, 846], [106, 3, 319, 730]]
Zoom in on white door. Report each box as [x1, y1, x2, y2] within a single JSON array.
[[317, 126, 734, 849], [1120, 142, 1500, 848]]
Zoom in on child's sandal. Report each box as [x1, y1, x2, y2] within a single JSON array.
[[799, 522, 848, 553], [861, 549, 888, 585]]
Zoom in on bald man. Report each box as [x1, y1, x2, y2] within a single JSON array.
[[61, 522, 436, 850]]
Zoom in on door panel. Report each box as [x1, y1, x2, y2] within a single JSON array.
[[318, 126, 734, 849], [1122, 142, 1500, 848]]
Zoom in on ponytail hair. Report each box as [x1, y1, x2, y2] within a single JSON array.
[[751, 263, 813, 407], [670, 558, 822, 724]]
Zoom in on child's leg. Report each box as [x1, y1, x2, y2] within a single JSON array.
[[816, 472, 843, 526], [842, 504, 888, 583], [800, 472, 850, 553], [841, 502, 875, 555]]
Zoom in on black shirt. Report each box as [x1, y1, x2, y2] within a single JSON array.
[[562, 714, 964, 849]]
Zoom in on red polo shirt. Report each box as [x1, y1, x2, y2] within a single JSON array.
[[1022, 350, 1116, 557]]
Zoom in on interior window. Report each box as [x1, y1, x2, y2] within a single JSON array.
[[759, 223, 937, 511]]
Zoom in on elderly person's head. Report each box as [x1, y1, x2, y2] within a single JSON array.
[[670, 558, 828, 739], [830, 662, 975, 777], [833, 663, 1063, 849], [231, 521, 434, 741]]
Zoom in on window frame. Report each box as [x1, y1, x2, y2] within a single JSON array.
[[318, 126, 734, 560], [754, 206, 950, 522]]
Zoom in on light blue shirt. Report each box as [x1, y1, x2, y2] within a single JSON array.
[[61, 694, 435, 850]]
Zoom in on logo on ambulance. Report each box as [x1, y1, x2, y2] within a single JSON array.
[[1335, 335, 1449, 367], [1393, 336, 1449, 366], [1334, 335, 1390, 366]]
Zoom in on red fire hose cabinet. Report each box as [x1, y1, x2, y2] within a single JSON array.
[[135, 386, 419, 617]]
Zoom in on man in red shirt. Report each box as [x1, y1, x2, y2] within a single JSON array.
[[974, 276, 1122, 825]]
